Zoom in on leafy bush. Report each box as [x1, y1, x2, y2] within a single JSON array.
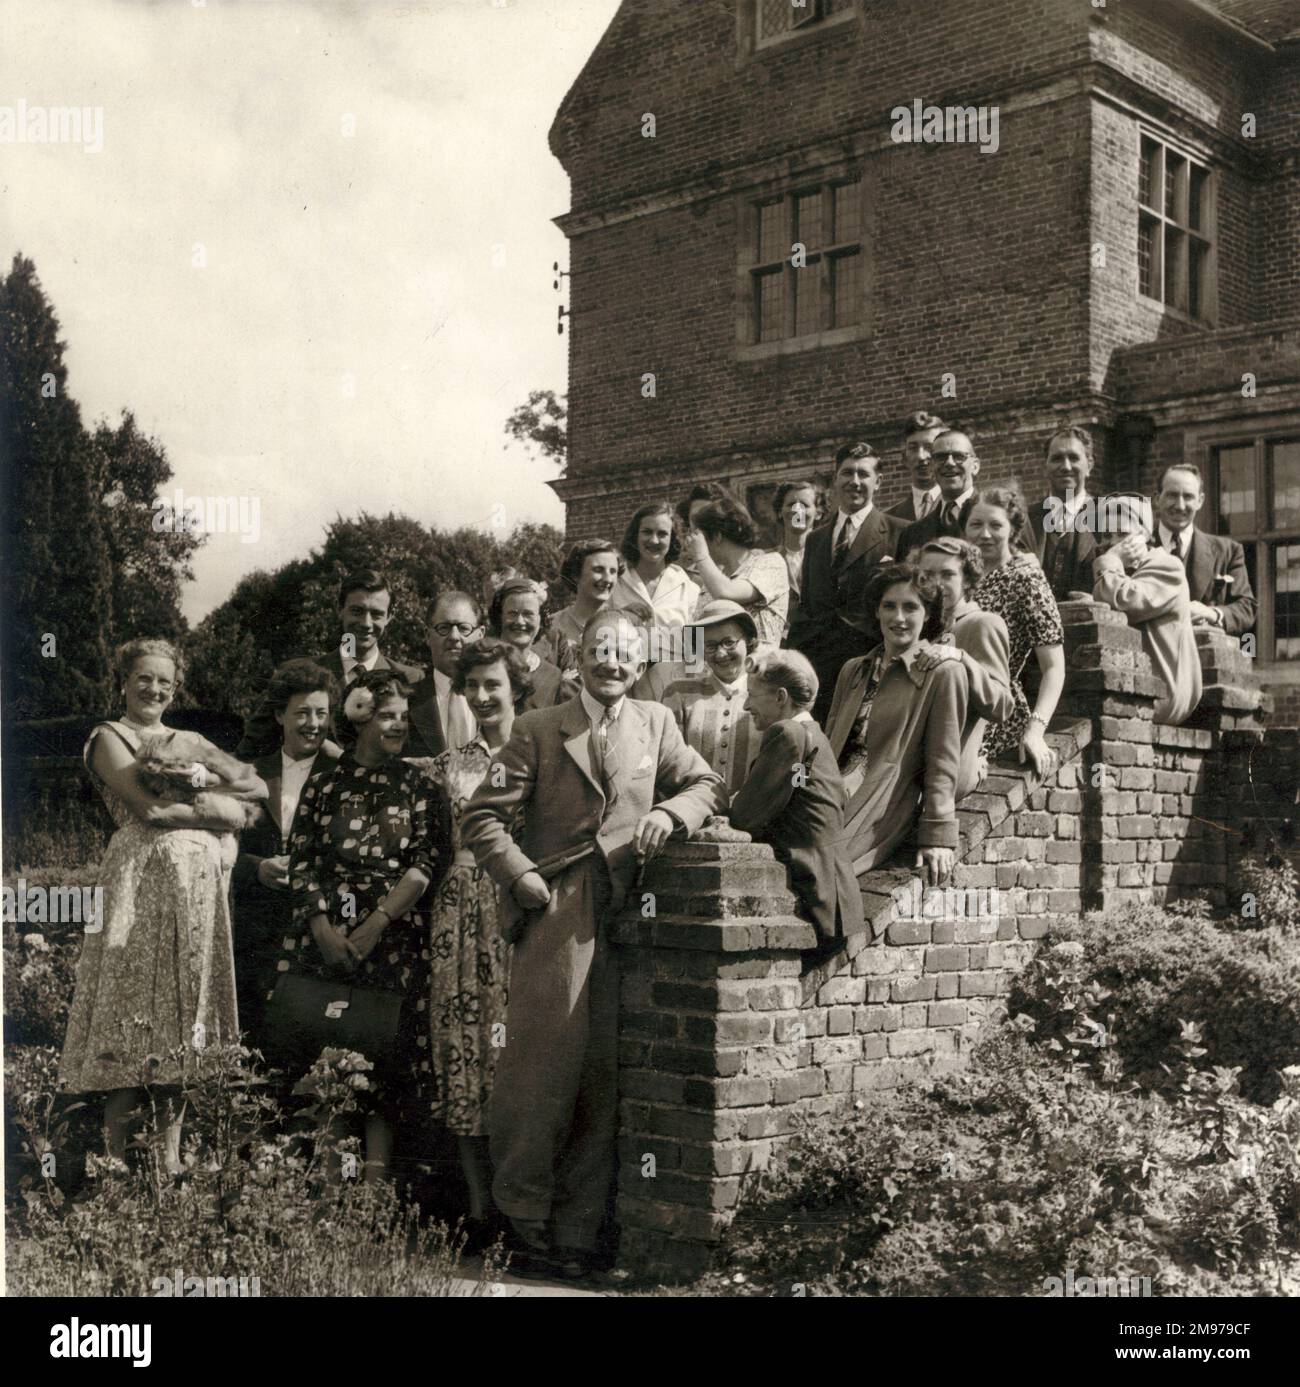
[[1010, 903, 1300, 1102], [7, 1043, 503, 1297], [4, 917, 84, 1049]]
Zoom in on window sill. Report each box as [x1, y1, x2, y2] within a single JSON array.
[[738, 323, 869, 362], [1135, 292, 1217, 330]]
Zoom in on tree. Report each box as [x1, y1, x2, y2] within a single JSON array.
[[92, 410, 201, 648], [504, 389, 567, 474], [0, 254, 114, 719]]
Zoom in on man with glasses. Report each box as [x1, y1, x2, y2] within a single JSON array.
[[237, 568, 423, 758], [662, 599, 762, 798], [886, 410, 945, 522], [406, 591, 486, 758], [897, 428, 982, 561]]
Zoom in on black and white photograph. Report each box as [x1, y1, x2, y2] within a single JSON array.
[[2, 0, 1299, 1353]]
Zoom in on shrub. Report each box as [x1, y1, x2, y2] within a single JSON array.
[[1010, 903, 1300, 1102]]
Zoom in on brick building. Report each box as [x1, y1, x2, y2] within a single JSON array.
[[548, 0, 1300, 723]]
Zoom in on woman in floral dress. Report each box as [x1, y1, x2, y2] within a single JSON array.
[[967, 487, 1065, 778], [279, 667, 451, 1182], [409, 638, 528, 1229], [60, 638, 267, 1172]]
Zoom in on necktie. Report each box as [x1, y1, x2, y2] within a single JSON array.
[[832, 517, 854, 569], [919, 492, 936, 519], [595, 708, 620, 809], [447, 690, 476, 749], [943, 501, 958, 531], [1169, 532, 1183, 561]]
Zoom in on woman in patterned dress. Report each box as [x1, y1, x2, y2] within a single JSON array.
[[967, 487, 1065, 778], [409, 639, 528, 1228], [684, 495, 790, 649], [60, 639, 267, 1172], [279, 667, 451, 1182]]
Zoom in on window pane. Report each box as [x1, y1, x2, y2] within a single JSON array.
[[756, 270, 784, 342], [1270, 440, 1300, 531], [1164, 226, 1186, 309], [831, 250, 860, 327], [1189, 238, 1209, 320], [1165, 153, 1185, 220], [1138, 214, 1158, 298], [1216, 445, 1257, 537], [832, 181, 860, 244], [793, 257, 822, 337], [1189, 165, 1209, 233], [1275, 542, 1300, 662], [757, 200, 785, 263], [1139, 137, 1160, 209], [795, 190, 823, 252]]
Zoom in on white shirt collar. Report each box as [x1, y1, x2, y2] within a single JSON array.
[[340, 647, 380, 677], [580, 686, 624, 726], [834, 502, 874, 540], [912, 485, 940, 511], [1159, 522, 1191, 553], [791, 709, 815, 723], [707, 669, 747, 697], [938, 486, 975, 514], [281, 748, 317, 775]]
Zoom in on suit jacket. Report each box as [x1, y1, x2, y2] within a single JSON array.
[[231, 745, 342, 894], [461, 695, 726, 918], [1151, 527, 1257, 637], [947, 602, 1014, 799], [236, 649, 424, 759], [406, 657, 573, 760], [886, 489, 939, 523], [786, 507, 905, 657], [728, 717, 865, 942], [897, 494, 978, 562], [1028, 496, 1099, 602], [825, 645, 968, 874]]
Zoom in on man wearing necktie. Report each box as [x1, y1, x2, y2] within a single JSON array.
[[406, 591, 485, 757], [236, 569, 423, 758], [886, 409, 945, 523], [462, 611, 724, 1278], [787, 442, 905, 724], [1027, 426, 1100, 601], [1151, 463, 1257, 637], [897, 428, 982, 561]]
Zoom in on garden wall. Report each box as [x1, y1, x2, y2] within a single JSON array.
[[612, 607, 1273, 1281]]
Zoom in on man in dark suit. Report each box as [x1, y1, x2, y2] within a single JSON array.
[[786, 442, 905, 725], [462, 611, 724, 1278], [231, 659, 342, 1042], [885, 409, 945, 523], [405, 590, 485, 758], [897, 428, 982, 560], [1027, 425, 1100, 601], [1152, 463, 1257, 637], [236, 568, 423, 758]]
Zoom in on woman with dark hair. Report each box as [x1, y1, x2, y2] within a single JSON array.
[[825, 563, 969, 880], [966, 487, 1064, 777], [232, 659, 341, 1046], [274, 666, 451, 1181], [771, 479, 824, 620], [60, 639, 268, 1171], [408, 639, 528, 1232], [613, 501, 700, 635], [543, 539, 625, 669], [684, 496, 790, 647], [486, 575, 572, 707]]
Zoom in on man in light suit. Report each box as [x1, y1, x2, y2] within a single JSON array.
[[405, 590, 485, 758], [1151, 463, 1257, 637], [885, 409, 945, 523], [1026, 425, 1100, 602], [237, 568, 423, 758], [786, 442, 905, 725], [462, 610, 724, 1278]]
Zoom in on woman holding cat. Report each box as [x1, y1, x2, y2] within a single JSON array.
[[59, 638, 268, 1173]]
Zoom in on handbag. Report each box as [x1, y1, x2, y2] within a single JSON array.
[[262, 970, 405, 1081]]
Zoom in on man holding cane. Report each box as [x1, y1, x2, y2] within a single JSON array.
[[461, 610, 724, 1278]]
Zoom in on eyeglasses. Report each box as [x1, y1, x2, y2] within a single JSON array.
[[932, 450, 971, 463], [432, 622, 482, 638], [704, 637, 744, 656]]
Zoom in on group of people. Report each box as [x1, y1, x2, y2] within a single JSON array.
[[57, 410, 1254, 1280]]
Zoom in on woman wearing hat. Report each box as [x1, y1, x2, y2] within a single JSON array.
[[661, 599, 762, 798]]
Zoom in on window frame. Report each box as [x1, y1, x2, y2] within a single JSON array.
[[738, 0, 857, 64], [1136, 128, 1218, 326], [737, 169, 870, 359], [1188, 416, 1300, 665]]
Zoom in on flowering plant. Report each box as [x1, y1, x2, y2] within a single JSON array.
[[342, 686, 376, 724]]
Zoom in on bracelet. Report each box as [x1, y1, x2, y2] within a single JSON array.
[[1026, 714, 1047, 731]]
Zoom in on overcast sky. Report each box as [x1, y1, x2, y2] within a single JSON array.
[[0, 0, 620, 621]]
